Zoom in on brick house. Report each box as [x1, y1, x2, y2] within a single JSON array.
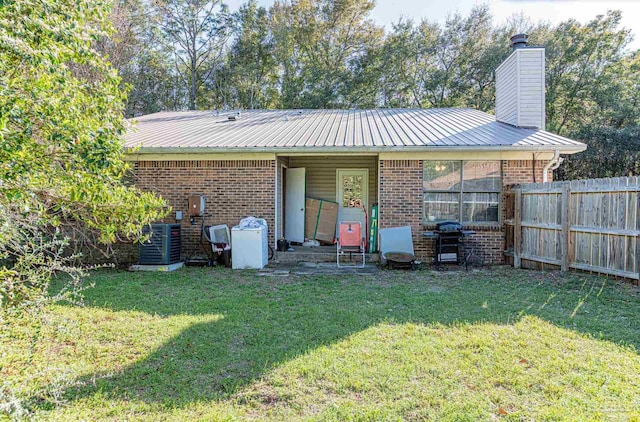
[[124, 37, 585, 265]]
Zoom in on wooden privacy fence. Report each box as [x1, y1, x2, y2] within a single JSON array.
[[504, 176, 640, 281]]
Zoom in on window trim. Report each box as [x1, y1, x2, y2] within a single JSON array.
[[423, 160, 502, 226]]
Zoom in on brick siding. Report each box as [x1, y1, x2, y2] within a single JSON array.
[[133, 160, 275, 262], [502, 160, 550, 186], [378, 160, 426, 257], [112, 156, 549, 266], [379, 158, 549, 264]]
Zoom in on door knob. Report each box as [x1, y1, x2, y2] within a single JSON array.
[[300, 208, 304, 211]]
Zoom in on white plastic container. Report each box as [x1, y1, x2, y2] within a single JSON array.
[[231, 219, 268, 269]]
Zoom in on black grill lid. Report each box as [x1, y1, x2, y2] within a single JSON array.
[[435, 221, 463, 232]]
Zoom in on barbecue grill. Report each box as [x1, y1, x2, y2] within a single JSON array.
[[424, 222, 476, 268]]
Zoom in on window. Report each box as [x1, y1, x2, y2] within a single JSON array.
[[423, 161, 501, 224], [340, 174, 364, 208]]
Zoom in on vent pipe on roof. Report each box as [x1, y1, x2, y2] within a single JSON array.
[[510, 33, 528, 50]]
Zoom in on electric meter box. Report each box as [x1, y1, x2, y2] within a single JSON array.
[[188, 194, 205, 217]]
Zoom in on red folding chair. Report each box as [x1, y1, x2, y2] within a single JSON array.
[[336, 221, 365, 268]]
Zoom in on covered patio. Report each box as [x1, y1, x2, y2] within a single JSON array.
[[275, 154, 379, 259]]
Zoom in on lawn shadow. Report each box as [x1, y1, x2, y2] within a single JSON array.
[[52, 267, 639, 410]]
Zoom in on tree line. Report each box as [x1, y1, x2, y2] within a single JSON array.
[[104, 0, 639, 179]]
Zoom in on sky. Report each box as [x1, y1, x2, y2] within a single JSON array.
[[224, 0, 640, 50]]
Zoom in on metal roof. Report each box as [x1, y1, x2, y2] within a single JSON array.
[[124, 108, 585, 153]]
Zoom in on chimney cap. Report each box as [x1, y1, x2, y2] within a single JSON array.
[[510, 33, 529, 50]]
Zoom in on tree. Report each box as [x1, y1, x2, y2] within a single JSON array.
[[99, 0, 181, 115], [557, 125, 640, 180], [368, 20, 418, 108], [154, 0, 231, 110], [220, 0, 279, 109], [412, 6, 499, 109], [374, 5, 505, 110], [540, 11, 632, 135], [0, 0, 167, 310], [83, 1, 640, 180], [270, 0, 383, 108], [269, 0, 305, 108], [587, 50, 640, 129]]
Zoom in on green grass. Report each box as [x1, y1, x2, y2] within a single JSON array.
[[2, 267, 640, 421]]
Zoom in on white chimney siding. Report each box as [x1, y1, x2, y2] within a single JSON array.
[[495, 47, 545, 130]]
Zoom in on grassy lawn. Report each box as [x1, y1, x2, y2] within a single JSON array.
[[2, 267, 640, 421]]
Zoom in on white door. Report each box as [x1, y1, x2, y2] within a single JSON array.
[[336, 169, 369, 236], [285, 167, 306, 243]]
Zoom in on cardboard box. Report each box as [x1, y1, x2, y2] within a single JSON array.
[[304, 198, 321, 240], [305, 198, 338, 244], [315, 201, 338, 243]]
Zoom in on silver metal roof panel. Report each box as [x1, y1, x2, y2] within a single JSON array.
[[124, 108, 586, 153]]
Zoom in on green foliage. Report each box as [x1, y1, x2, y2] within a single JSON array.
[[0, 206, 86, 310], [558, 125, 640, 180], [99, 0, 182, 116], [211, 0, 279, 109], [0, 0, 167, 310], [259, 0, 384, 109], [153, 0, 231, 110], [288, 0, 383, 108], [541, 11, 633, 135], [371, 6, 505, 109]]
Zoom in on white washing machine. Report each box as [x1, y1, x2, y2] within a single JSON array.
[[231, 219, 268, 269]]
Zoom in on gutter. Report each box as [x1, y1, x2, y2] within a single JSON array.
[[125, 144, 587, 155], [542, 150, 563, 183]]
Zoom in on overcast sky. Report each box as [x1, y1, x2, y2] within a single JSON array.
[[224, 0, 640, 50]]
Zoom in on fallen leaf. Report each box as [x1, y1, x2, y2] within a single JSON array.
[[498, 407, 509, 416], [519, 358, 528, 364]]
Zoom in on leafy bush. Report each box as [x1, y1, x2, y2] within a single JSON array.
[[0, 0, 168, 312]]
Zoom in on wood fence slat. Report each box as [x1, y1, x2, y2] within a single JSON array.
[[570, 262, 640, 280], [520, 254, 562, 266], [520, 222, 562, 230], [514, 189, 522, 269], [569, 226, 640, 236], [637, 188, 640, 280], [561, 184, 570, 272]]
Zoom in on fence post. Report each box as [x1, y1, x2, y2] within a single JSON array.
[[637, 182, 640, 285], [514, 189, 522, 269], [561, 183, 570, 272]]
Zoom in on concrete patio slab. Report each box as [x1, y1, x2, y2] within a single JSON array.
[[260, 262, 379, 276], [129, 262, 184, 272]]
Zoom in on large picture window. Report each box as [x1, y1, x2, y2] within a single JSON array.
[[423, 161, 501, 224]]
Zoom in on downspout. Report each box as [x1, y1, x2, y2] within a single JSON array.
[[542, 150, 563, 183]]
